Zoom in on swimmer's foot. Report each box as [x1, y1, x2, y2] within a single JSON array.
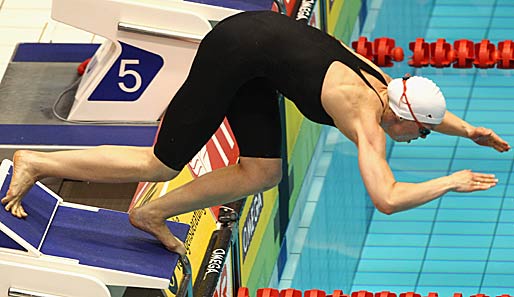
[[1, 150, 40, 218], [129, 206, 186, 256]]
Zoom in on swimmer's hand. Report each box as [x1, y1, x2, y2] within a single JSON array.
[[450, 169, 498, 192], [470, 127, 510, 152]]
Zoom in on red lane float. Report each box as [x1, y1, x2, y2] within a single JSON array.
[[453, 39, 474, 68], [429, 38, 454, 68], [240, 288, 513, 297], [351, 36, 404, 67], [350, 36, 514, 69]]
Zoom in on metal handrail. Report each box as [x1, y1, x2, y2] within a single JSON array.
[[176, 255, 193, 297], [8, 288, 60, 297], [118, 22, 203, 44]]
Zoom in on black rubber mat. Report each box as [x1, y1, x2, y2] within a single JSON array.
[[0, 62, 79, 125]]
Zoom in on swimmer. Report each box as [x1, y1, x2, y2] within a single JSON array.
[[2, 11, 510, 255]]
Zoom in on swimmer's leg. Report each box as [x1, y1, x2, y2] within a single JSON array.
[[129, 156, 282, 254], [2, 147, 178, 218]]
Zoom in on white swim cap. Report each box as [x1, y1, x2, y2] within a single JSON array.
[[387, 76, 446, 124]]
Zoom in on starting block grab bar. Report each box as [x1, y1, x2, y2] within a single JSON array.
[[118, 22, 203, 44], [177, 256, 193, 297], [8, 288, 57, 297]]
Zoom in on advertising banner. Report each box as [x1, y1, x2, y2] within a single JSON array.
[[238, 188, 280, 293]]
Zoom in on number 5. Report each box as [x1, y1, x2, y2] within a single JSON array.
[[118, 59, 142, 93]]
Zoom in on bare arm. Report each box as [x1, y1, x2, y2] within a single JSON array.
[[320, 68, 501, 215], [351, 120, 497, 214], [433, 111, 473, 137], [434, 111, 510, 152]]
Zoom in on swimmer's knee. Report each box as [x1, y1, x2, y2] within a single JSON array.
[[145, 148, 180, 181], [264, 164, 283, 190], [239, 157, 282, 191]]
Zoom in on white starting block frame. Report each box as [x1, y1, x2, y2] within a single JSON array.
[[51, 0, 241, 122], [0, 255, 192, 297], [0, 159, 192, 297]]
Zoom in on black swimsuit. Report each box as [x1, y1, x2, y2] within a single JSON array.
[[154, 11, 388, 171]]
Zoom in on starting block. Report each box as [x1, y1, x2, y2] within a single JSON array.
[[0, 159, 190, 297], [51, 0, 273, 122]]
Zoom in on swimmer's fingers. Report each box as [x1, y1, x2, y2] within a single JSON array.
[[450, 170, 498, 192], [471, 127, 510, 152], [487, 131, 511, 152], [493, 137, 511, 152]]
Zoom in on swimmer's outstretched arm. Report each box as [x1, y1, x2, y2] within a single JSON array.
[[433, 111, 510, 152], [353, 119, 498, 215]]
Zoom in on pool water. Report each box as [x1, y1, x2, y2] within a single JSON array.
[[284, 0, 514, 295]]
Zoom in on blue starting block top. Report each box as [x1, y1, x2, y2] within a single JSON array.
[[42, 206, 189, 279], [0, 166, 60, 254], [0, 159, 190, 280]]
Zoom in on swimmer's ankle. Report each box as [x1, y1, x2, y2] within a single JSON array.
[[13, 150, 42, 180]]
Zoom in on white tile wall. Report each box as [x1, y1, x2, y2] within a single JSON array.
[[0, 0, 102, 81], [2, 0, 52, 9]]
